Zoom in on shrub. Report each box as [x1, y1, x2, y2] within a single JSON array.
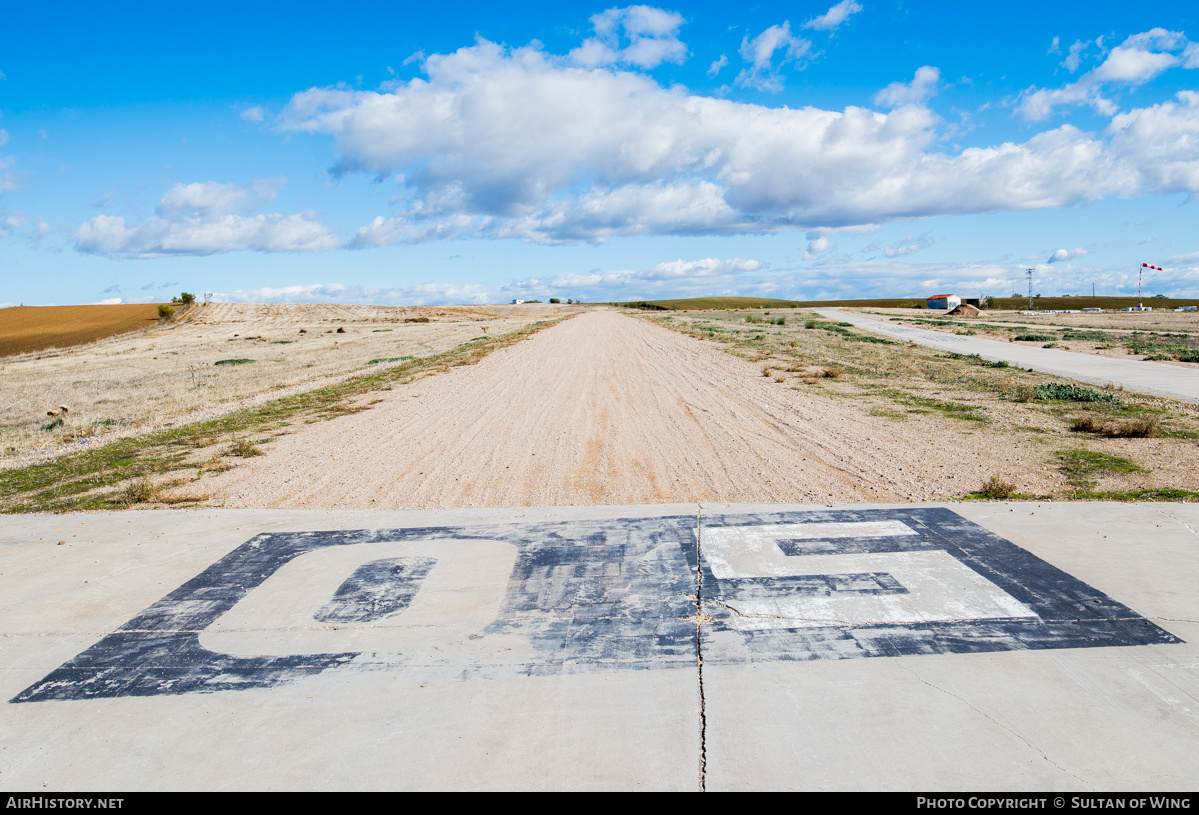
[[803, 319, 821, 329], [158, 304, 174, 319], [1107, 417, 1160, 438], [230, 438, 262, 457], [549, 298, 560, 304], [1015, 333, 1054, 342], [977, 475, 1018, 499], [179, 292, 195, 304], [120, 478, 158, 506], [214, 358, 255, 366], [822, 366, 844, 378]]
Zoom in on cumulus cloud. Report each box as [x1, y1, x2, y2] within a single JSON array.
[[1048, 247, 1089, 263], [736, 22, 812, 91], [569, 5, 687, 69], [280, 38, 1199, 245], [75, 179, 337, 258], [707, 54, 728, 77], [874, 66, 940, 109], [803, 0, 863, 32], [1018, 28, 1196, 121], [240, 106, 266, 124]]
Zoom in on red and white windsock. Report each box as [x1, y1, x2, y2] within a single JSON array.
[[1139, 262, 1162, 301]]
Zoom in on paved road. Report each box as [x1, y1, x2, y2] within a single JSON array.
[[819, 309, 1199, 404], [3, 502, 1197, 790]]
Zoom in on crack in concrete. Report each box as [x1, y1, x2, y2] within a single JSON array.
[[1157, 510, 1199, 539], [894, 659, 1090, 787]]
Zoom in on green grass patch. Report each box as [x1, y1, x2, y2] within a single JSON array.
[[271, 340, 295, 344], [1057, 449, 1144, 489], [214, 358, 254, 366]]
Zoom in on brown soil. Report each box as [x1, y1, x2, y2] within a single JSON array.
[[0, 304, 171, 358]]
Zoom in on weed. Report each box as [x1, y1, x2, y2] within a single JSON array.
[[1033, 383, 1120, 404], [271, 340, 295, 345], [977, 475, 1018, 499], [369, 357, 410, 365], [120, 477, 158, 506], [229, 437, 262, 457], [1106, 417, 1160, 438], [214, 358, 255, 366], [822, 367, 844, 378], [404, 316, 431, 323], [1015, 333, 1055, 342], [803, 319, 822, 329], [42, 416, 64, 431]]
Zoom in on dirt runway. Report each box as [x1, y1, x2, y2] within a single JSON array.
[[190, 310, 1043, 509]]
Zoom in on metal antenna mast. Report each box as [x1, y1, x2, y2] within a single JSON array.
[[1026, 268, 1034, 311]]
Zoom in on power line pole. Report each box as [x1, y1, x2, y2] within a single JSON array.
[[1026, 268, 1034, 311]]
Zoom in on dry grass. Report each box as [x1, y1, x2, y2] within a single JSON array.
[[1071, 415, 1161, 438], [1, 302, 573, 470], [641, 307, 1199, 502]]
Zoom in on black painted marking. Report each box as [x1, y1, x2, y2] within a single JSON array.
[[12, 508, 1179, 702], [700, 508, 1180, 663], [315, 556, 436, 624]]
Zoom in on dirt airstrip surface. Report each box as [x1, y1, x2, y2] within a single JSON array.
[[183, 310, 1052, 509]]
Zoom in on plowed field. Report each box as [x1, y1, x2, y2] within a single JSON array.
[[0, 304, 167, 357]]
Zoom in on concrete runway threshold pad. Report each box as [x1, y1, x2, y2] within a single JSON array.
[[1, 502, 1196, 790]]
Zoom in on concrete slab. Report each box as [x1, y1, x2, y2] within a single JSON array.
[[818, 309, 1199, 404], [2, 502, 1196, 790], [699, 502, 1199, 791], [0, 506, 702, 791]]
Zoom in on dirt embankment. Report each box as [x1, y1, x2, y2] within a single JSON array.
[[184, 310, 1053, 510]]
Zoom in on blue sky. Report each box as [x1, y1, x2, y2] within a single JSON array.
[[2, 0, 1198, 305]]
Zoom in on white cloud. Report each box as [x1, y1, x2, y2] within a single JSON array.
[[1062, 39, 1089, 72], [1048, 37, 1060, 55], [75, 179, 337, 258], [213, 257, 763, 305], [707, 54, 728, 77], [240, 106, 266, 124], [569, 6, 687, 69], [736, 23, 812, 91], [91, 298, 123, 305], [803, 0, 863, 32], [884, 233, 934, 257], [1019, 28, 1195, 121], [0, 129, 16, 195], [1048, 247, 1088, 263], [874, 66, 940, 109], [280, 38, 1199, 245]]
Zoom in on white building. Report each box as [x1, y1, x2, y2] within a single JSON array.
[[927, 294, 961, 310]]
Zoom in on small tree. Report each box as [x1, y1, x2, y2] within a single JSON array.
[[179, 292, 196, 304], [158, 304, 174, 319]]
